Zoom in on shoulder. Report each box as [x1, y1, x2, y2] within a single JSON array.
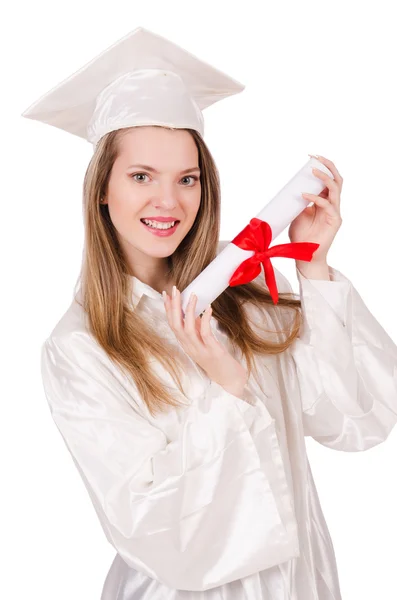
[[42, 289, 92, 354], [40, 293, 121, 402]]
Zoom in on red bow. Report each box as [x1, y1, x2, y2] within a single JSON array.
[[229, 218, 320, 304]]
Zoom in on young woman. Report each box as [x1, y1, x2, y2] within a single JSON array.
[[25, 27, 397, 600]]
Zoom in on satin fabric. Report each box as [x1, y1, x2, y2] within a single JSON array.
[[40, 241, 397, 599], [22, 28, 245, 146], [87, 69, 206, 146]]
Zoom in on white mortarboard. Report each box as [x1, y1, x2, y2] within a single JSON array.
[[21, 26, 245, 147]]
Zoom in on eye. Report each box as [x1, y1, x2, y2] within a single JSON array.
[[131, 173, 149, 183], [181, 175, 199, 186]]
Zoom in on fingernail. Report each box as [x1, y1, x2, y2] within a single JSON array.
[[188, 293, 196, 304], [172, 285, 177, 298], [162, 291, 167, 302], [308, 153, 320, 158]]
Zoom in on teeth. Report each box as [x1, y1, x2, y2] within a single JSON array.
[[142, 219, 176, 230]]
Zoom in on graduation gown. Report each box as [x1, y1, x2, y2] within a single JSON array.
[[40, 242, 397, 599]]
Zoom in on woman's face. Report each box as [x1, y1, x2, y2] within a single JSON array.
[[105, 126, 201, 276]]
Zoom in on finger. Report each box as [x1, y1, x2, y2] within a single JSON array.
[[302, 193, 340, 214], [302, 194, 329, 208], [184, 293, 203, 346], [314, 156, 343, 186], [170, 287, 184, 334], [302, 192, 329, 205], [199, 305, 213, 342], [195, 316, 204, 339], [163, 291, 171, 317], [200, 306, 223, 351], [304, 195, 342, 222], [312, 168, 341, 207], [318, 185, 340, 207], [163, 291, 180, 335], [312, 168, 339, 193]]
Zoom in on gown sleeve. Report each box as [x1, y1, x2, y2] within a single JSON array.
[[41, 333, 299, 592], [277, 264, 397, 452]]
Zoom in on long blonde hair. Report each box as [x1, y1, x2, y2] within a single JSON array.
[[76, 126, 302, 417]]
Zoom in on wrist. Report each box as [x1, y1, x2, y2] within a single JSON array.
[[219, 380, 247, 399], [296, 260, 330, 281]]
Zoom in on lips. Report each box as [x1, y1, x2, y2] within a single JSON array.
[[140, 218, 180, 225], [140, 218, 180, 236], [140, 218, 180, 223]]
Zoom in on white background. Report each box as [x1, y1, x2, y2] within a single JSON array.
[[2, 0, 397, 598]]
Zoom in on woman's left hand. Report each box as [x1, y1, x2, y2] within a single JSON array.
[[288, 155, 343, 264]]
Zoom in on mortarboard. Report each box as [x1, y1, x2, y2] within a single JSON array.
[[21, 26, 245, 147]]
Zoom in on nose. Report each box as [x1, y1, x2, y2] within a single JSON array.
[[152, 182, 179, 210]]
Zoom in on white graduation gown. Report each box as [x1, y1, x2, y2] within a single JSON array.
[[40, 244, 397, 599]]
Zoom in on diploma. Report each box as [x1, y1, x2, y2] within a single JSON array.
[[181, 157, 334, 317]]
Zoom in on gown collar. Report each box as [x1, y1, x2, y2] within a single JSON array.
[[130, 275, 164, 310]]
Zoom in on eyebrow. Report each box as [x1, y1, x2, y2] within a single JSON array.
[[127, 164, 200, 175]]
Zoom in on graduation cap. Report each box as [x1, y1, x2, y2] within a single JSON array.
[[21, 26, 245, 147]]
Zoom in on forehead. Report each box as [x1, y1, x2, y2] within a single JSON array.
[[117, 126, 198, 166]]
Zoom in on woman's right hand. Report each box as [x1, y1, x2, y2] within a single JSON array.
[[163, 286, 248, 398]]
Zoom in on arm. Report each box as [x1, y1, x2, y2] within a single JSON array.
[[41, 334, 299, 592], [279, 264, 397, 451]]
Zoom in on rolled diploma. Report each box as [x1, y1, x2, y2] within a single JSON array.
[[180, 157, 334, 317]]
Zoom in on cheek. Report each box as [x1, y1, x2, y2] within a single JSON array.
[[184, 188, 201, 217], [108, 183, 145, 224]]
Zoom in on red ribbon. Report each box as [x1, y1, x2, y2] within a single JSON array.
[[229, 218, 320, 304]]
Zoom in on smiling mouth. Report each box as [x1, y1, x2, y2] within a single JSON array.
[[140, 219, 180, 229], [140, 219, 181, 236]]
